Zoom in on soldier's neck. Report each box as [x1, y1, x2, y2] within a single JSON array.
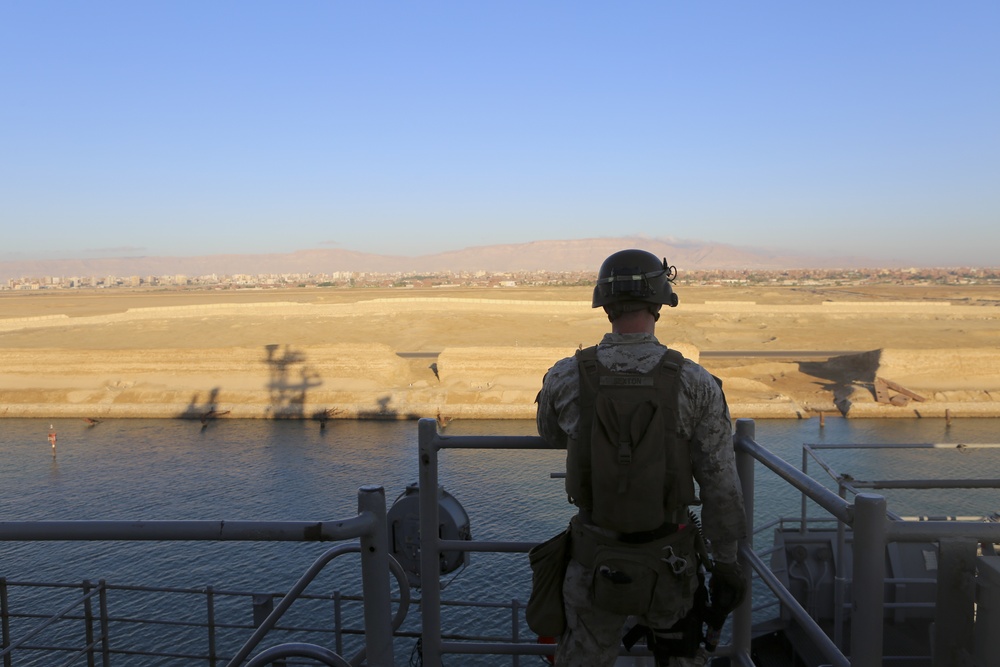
[[611, 311, 656, 335]]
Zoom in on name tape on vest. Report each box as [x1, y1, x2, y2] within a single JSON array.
[[599, 376, 655, 387]]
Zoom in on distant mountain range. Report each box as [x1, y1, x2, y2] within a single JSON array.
[[0, 237, 892, 281]]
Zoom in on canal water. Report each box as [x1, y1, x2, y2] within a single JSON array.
[[0, 417, 997, 664]]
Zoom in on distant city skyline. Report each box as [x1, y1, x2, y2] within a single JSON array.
[[1, 236, 995, 285], [2, 3, 998, 266]]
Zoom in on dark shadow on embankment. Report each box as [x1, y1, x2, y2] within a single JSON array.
[[799, 349, 881, 415], [264, 344, 323, 419], [179, 387, 222, 420], [357, 394, 420, 421]]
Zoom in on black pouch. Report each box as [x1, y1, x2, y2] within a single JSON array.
[[526, 526, 571, 636], [591, 545, 662, 615], [587, 526, 697, 617]]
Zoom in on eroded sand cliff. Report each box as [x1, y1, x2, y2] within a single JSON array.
[[1, 293, 998, 421]]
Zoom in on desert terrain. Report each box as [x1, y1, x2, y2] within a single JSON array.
[[1, 283, 999, 421]]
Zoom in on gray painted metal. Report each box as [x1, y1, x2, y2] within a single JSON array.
[[934, 539, 977, 667], [417, 418, 444, 667], [733, 418, 755, 664], [886, 521, 1000, 542], [0, 488, 394, 667], [846, 479, 1000, 489], [226, 487, 397, 667], [358, 485, 394, 667], [741, 547, 849, 667], [849, 494, 887, 667], [737, 430, 853, 524], [975, 557, 1000, 666], [0, 518, 374, 542], [5, 417, 999, 664], [243, 643, 350, 667]]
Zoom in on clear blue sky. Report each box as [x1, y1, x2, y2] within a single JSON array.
[[2, 2, 998, 266]]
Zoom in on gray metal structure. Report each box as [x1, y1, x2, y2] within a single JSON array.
[[0, 486, 396, 667], [2, 418, 1000, 665]]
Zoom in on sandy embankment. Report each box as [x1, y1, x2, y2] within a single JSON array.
[[1, 296, 998, 420]]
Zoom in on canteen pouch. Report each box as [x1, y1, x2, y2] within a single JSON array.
[[526, 526, 571, 636]]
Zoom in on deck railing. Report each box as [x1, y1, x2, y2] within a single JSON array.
[[0, 486, 395, 667], [418, 417, 1000, 666], [4, 419, 1000, 665], [732, 419, 1000, 667]]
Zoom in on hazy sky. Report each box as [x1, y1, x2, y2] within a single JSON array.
[[2, 2, 998, 266]]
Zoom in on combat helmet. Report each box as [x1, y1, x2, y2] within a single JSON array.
[[592, 249, 679, 309]]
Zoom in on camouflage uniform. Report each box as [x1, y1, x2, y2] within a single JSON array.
[[536, 332, 746, 666]]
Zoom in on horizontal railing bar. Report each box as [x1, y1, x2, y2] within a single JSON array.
[[848, 479, 1000, 489], [108, 582, 366, 602], [805, 443, 1000, 449], [96, 646, 222, 660], [439, 539, 532, 553], [432, 435, 554, 450], [0, 516, 376, 542], [901, 515, 998, 522], [438, 598, 528, 610], [104, 614, 340, 633], [2, 582, 516, 617], [886, 520, 1000, 542], [439, 640, 555, 656]]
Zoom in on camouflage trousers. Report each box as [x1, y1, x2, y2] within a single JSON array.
[[555, 560, 705, 667]]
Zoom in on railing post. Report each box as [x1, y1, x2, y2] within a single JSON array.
[[83, 580, 96, 667], [511, 599, 520, 667], [801, 448, 809, 534], [206, 585, 217, 667], [833, 485, 848, 651], [1, 578, 10, 667], [933, 538, 976, 666], [418, 418, 442, 666], [98, 580, 110, 667], [733, 418, 755, 662], [358, 484, 394, 667], [850, 493, 886, 667]]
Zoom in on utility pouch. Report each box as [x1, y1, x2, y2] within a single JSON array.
[[526, 526, 571, 636], [591, 544, 664, 615], [575, 521, 697, 617]]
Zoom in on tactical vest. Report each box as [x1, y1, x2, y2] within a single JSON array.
[[566, 346, 697, 534]]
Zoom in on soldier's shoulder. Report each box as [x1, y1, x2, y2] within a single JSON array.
[[543, 354, 579, 384], [679, 357, 721, 388]]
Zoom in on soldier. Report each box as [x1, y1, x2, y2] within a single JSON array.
[[536, 249, 747, 666]]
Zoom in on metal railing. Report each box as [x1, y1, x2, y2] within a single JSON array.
[[0, 578, 372, 665], [5, 419, 1000, 665], [0, 486, 396, 667], [418, 417, 1000, 666], [732, 419, 1000, 667]]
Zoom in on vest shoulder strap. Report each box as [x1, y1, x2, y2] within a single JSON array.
[[575, 346, 600, 408]]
